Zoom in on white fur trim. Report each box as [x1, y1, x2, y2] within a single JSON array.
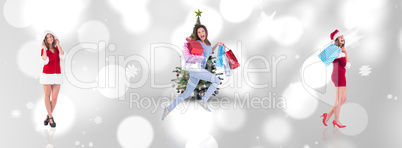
[[41, 57, 49, 65], [40, 73, 63, 84], [332, 31, 342, 41], [337, 52, 346, 58], [344, 62, 351, 69], [59, 53, 65, 61]]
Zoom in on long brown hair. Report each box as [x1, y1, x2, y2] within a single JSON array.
[[43, 34, 56, 50], [193, 25, 211, 46], [335, 38, 345, 48]]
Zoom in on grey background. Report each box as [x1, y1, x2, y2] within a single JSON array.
[[1, 0, 401, 147]]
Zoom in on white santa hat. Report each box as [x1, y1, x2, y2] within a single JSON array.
[[330, 29, 343, 41], [42, 30, 58, 47]]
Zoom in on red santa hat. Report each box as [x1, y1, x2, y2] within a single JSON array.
[[330, 29, 342, 41]]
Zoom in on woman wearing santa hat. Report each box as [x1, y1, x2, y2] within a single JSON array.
[[40, 31, 64, 128], [320, 29, 351, 128]]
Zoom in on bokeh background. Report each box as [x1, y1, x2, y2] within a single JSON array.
[[1, 0, 401, 147]]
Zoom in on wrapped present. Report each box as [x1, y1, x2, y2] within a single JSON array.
[[184, 43, 204, 63], [186, 40, 204, 55], [318, 44, 342, 66], [225, 48, 240, 70], [215, 46, 225, 67]]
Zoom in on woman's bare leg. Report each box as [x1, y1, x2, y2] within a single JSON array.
[[50, 85, 61, 113], [334, 87, 346, 124], [325, 87, 339, 123], [44, 85, 52, 121]]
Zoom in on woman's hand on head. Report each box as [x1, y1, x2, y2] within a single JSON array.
[[56, 39, 60, 47], [41, 43, 47, 50]]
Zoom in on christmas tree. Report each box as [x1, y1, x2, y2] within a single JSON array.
[[171, 9, 223, 99]]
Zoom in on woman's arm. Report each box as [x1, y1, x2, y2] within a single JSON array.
[[342, 47, 351, 69], [341, 47, 349, 62], [212, 42, 224, 52], [56, 39, 64, 55], [41, 43, 47, 60]]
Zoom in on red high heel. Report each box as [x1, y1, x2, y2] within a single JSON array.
[[320, 113, 328, 126], [332, 120, 346, 128]]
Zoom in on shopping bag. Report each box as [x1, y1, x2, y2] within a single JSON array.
[[215, 46, 225, 67], [317, 44, 342, 66], [225, 48, 240, 70], [222, 52, 232, 76]]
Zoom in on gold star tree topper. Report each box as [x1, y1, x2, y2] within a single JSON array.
[[195, 9, 202, 17]]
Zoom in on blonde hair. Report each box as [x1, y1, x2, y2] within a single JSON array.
[[334, 38, 345, 48]]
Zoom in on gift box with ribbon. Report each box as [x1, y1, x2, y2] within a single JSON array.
[[186, 40, 204, 55], [184, 42, 204, 63]]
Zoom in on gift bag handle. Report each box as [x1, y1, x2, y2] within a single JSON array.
[[222, 45, 231, 51]]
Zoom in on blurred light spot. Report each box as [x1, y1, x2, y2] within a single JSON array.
[[78, 20, 110, 44], [117, 116, 154, 148], [220, 0, 253, 23], [282, 82, 318, 119], [18, 41, 43, 79], [339, 103, 368, 136], [270, 16, 304, 46], [108, 0, 150, 33], [213, 108, 246, 132], [263, 116, 292, 144], [186, 134, 218, 148], [96, 65, 129, 99]]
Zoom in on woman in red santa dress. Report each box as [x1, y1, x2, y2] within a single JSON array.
[[321, 30, 351, 128], [40, 31, 64, 128]]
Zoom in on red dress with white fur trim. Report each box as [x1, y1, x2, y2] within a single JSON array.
[[40, 47, 63, 84], [331, 51, 351, 87]]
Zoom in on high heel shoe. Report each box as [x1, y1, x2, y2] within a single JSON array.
[[49, 117, 56, 128], [320, 113, 328, 126], [44, 115, 49, 126], [332, 120, 346, 128]]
